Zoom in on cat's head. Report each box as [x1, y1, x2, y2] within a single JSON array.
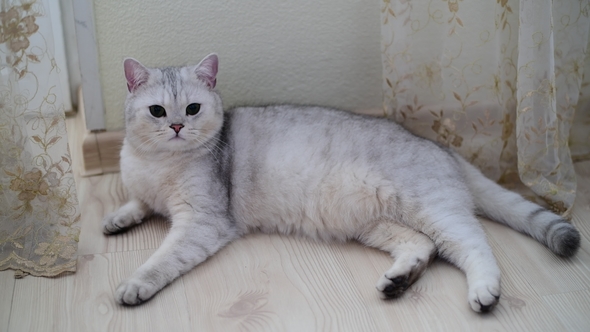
[[123, 53, 223, 153]]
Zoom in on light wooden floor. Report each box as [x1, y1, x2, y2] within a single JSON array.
[[2, 113, 589, 332]]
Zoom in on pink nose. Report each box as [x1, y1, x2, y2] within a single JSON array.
[[170, 123, 184, 134]]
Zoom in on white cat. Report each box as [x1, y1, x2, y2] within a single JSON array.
[[103, 53, 580, 312]]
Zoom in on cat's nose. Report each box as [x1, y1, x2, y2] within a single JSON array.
[[170, 123, 184, 134]]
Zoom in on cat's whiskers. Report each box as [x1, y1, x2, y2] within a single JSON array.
[[186, 130, 228, 155], [205, 134, 234, 152], [194, 135, 222, 165], [201, 137, 227, 156], [132, 135, 161, 158]]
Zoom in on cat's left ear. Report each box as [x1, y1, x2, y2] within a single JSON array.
[[193, 53, 218, 89], [124, 58, 150, 92]]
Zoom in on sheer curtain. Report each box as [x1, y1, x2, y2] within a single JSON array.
[[0, 0, 80, 277], [381, 0, 590, 216]]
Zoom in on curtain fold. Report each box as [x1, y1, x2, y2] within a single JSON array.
[[1, 0, 80, 277], [381, 0, 590, 215]]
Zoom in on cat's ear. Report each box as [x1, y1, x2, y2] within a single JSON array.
[[194, 53, 218, 89], [124, 58, 150, 92]]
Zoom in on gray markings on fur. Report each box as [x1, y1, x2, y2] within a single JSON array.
[[528, 207, 547, 221], [545, 221, 580, 256], [161, 67, 178, 99], [543, 219, 567, 240]]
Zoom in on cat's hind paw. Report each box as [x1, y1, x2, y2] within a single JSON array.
[[376, 275, 409, 298], [376, 255, 428, 299], [468, 280, 500, 313], [115, 278, 159, 306]]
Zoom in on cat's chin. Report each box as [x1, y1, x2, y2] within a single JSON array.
[[129, 140, 195, 155], [163, 139, 192, 151], [163, 138, 208, 153]]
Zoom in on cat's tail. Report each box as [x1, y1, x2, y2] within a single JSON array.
[[456, 155, 580, 257]]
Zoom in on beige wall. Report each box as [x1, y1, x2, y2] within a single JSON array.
[[94, 0, 383, 131]]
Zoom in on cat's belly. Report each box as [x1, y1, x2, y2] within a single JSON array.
[[231, 162, 397, 241]]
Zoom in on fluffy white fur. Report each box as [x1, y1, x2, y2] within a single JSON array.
[[103, 54, 581, 312]]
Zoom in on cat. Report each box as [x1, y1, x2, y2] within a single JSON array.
[[103, 53, 581, 312]]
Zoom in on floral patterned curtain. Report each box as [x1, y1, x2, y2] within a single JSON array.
[[1, 0, 80, 277], [381, 0, 590, 216]]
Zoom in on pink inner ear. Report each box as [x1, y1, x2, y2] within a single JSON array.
[[195, 54, 218, 89], [124, 58, 149, 92]]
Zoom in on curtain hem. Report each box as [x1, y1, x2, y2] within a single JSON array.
[[0, 252, 77, 278]]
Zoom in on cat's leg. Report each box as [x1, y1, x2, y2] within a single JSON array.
[[358, 219, 436, 299], [114, 210, 239, 305], [103, 199, 152, 234], [417, 210, 501, 313]]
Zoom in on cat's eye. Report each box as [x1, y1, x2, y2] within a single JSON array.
[[186, 103, 201, 116], [149, 105, 166, 118]]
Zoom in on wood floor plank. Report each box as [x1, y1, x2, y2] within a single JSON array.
[[72, 250, 191, 331], [574, 161, 590, 177], [8, 250, 191, 332], [182, 233, 381, 332], [481, 217, 590, 296], [65, 102, 87, 182], [8, 270, 74, 331], [543, 289, 590, 332], [269, 235, 380, 331], [0, 270, 15, 332]]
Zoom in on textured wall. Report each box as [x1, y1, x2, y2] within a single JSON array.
[[93, 0, 382, 131]]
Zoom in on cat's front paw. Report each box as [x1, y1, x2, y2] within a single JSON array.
[[102, 211, 140, 235], [115, 277, 159, 305], [103, 213, 129, 234], [103, 200, 148, 235], [468, 279, 500, 313]]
